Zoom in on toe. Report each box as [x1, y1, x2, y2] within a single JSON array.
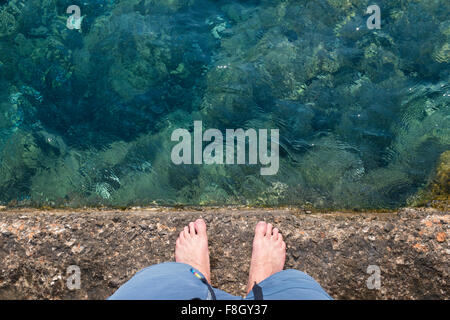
[[179, 230, 185, 241], [194, 219, 207, 236], [189, 222, 196, 235], [272, 228, 279, 239], [266, 223, 273, 237], [255, 221, 267, 236], [277, 233, 283, 242], [183, 226, 190, 238]]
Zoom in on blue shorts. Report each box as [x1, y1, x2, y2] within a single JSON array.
[[108, 262, 332, 300]]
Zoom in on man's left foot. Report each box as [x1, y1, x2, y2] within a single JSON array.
[[175, 218, 211, 283]]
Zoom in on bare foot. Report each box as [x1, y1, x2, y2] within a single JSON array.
[[246, 221, 286, 294], [175, 218, 211, 283]]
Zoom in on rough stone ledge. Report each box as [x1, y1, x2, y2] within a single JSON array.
[[0, 207, 448, 300]]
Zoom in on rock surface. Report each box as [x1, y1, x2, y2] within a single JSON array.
[[0, 207, 448, 300]]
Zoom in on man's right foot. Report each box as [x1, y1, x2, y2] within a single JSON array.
[[175, 218, 211, 283], [246, 221, 286, 294]]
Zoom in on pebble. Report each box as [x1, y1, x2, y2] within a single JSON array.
[[384, 223, 394, 232]]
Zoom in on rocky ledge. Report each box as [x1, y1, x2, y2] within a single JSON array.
[[0, 207, 448, 300]]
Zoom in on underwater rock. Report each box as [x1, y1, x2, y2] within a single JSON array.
[[430, 151, 450, 197], [299, 136, 364, 193], [201, 62, 258, 128], [29, 26, 49, 37], [433, 42, 450, 64], [0, 130, 42, 204], [413, 151, 450, 208], [0, 9, 17, 37]]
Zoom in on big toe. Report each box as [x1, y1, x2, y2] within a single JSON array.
[[255, 221, 267, 237], [194, 218, 207, 236]]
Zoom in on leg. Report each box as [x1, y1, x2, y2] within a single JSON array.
[[108, 262, 211, 300], [245, 269, 333, 300], [245, 221, 332, 300], [175, 218, 211, 283], [246, 221, 286, 294], [175, 218, 240, 300]]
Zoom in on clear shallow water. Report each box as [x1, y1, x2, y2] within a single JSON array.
[[0, 0, 448, 209]]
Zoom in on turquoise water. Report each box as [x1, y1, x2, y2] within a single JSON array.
[[0, 0, 448, 209]]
